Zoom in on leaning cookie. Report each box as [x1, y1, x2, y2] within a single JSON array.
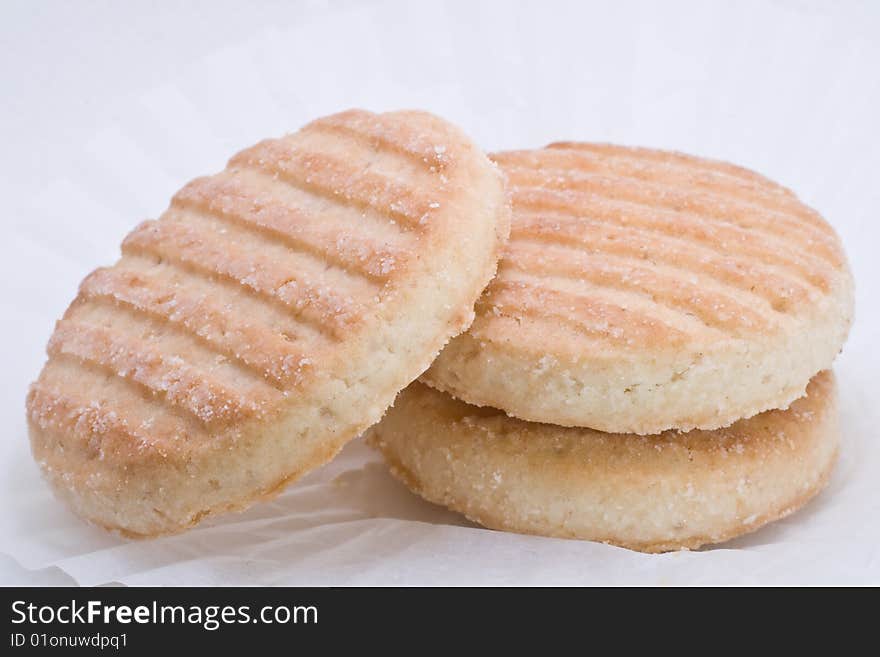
[[423, 143, 853, 434], [367, 372, 839, 552], [27, 109, 510, 536]]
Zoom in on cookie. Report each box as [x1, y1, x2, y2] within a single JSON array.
[[368, 371, 839, 552], [424, 143, 853, 433], [27, 109, 510, 536]]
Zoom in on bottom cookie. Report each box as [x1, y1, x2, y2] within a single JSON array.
[[366, 371, 838, 552]]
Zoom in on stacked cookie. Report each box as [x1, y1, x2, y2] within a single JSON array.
[[368, 143, 853, 551], [27, 111, 853, 551]]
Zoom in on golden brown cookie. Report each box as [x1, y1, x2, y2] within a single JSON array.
[[27, 109, 510, 536], [368, 372, 839, 552], [423, 143, 853, 433]]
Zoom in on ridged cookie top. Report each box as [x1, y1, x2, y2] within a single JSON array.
[[482, 143, 846, 356], [423, 142, 852, 432], [27, 110, 505, 465]]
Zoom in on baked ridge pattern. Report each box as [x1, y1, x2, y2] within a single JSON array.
[[26, 109, 508, 534], [424, 142, 852, 433]]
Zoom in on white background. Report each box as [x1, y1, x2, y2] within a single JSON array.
[[1, 0, 878, 585]]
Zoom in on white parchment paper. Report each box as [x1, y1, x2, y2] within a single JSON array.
[[1, 0, 878, 585]]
